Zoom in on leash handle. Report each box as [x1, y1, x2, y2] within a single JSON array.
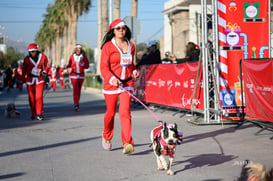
[[119, 85, 161, 123]]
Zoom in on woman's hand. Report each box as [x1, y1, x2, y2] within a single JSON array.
[[112, 78, 121, 87], [133, 71, 139, 79]]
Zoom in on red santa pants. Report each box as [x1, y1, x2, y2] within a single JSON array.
[[60, 78, 64, 89], [50, 80, 56, 91], [70, 78, 84, 105], [103, 92, 134, 145], [27, 83, 45, 117]]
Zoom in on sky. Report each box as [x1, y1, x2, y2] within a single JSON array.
[[0, 0, 168, 48]]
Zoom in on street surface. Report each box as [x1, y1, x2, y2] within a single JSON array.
[[0, 86, 272, 181]]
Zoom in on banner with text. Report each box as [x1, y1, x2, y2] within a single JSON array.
[[242, 59, 273, 122], [134, 63, 203, 110]]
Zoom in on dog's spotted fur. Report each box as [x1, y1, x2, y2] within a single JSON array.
[[150, 122, 183, 175]]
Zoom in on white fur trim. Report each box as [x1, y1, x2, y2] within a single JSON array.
[[28, 48, 38, 52], [133, 70, 138, 75], [75, 44, 82, 48], [114, 21, 125, 28], [102, 86, 134, 95], [109, 76, 117, 85]]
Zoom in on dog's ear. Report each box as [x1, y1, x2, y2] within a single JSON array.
[[174, 123, 177, 130], [163, 122, 169, 139], [163, 122, 167, 129]]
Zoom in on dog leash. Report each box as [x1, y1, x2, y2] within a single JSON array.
[[119, 85, 162, 123]]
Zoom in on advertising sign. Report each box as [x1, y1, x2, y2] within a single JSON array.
[[134, 63, 203, 110], [242, 59, 273, 122], [218, 0, 269, 119]]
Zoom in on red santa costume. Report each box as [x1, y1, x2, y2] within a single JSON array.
[[16, 66, 23, 91], [67, 44, 89, 111], [48, 64, 58, 92], [59, 66, 64, 89], [22, 43, 49, 120], [100, 19, 138, 153]]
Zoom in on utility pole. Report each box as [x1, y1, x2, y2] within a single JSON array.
[[131, 0, 138, 63]]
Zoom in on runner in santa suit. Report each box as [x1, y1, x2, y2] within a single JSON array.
[[66, 44, 89, 111], [48, 64, 58, 92], [100, 19, 139, 154], [22, 43, 49, 120], [59, 65, 65, 89], [16, 66, 23, 91]]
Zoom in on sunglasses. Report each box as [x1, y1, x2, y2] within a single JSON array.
[[115, 26, 127, 31]]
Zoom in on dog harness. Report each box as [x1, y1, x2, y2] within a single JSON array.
[[152, 124, 183, 158]]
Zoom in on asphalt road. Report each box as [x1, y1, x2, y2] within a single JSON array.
[[0, 86, 272, 181]]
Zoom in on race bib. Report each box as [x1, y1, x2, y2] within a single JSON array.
[[31, 68, 41, 76], [120, 54, 132, 67]]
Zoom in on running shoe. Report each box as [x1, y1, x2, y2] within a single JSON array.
[[37, 114, 44, 121], [74, 104, 80, 112], [102, 138, 112, 151], [123, 143, 134, 154]]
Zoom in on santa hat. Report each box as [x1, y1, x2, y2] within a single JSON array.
[[108, 19, 126, 32], [75, 44, 82, 49], [28, 43, 38, 51]]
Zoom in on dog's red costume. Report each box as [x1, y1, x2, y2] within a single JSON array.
[[22, 43, 49, 118], [152, 124, 183, 157], [67, 46, 89, 106], [100, 19, 137, 145]]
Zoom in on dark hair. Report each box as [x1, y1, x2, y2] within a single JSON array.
[[73, 48, 85, 55], [186, 42, 200, 56], [101, 25, 132, 49]]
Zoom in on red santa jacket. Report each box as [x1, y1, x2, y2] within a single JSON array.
[[48, 67, 58, 82], [16, 67, 23, 83], [59, 67, 64, 80], [22, 53, 49, 85], [100, 38, 137, 94], [67, 53, 89, 79]]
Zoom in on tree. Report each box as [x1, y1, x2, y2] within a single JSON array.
[[113, 0, 120, 20], [0, 47, 24, 69], [97, 0, 109, 75], [35, 0, 92, 66]]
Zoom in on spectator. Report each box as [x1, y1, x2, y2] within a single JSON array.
[[136, 51, 144, 64], [136, 40, 161, 67], [161, 51, 173, 64], [5, 65, 13, 90], [172, 42, 200, 64]]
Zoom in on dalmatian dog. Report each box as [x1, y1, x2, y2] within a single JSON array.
[[150, 122, 183, 175]]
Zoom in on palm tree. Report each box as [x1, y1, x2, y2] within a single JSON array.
[[64, 0, 91, 64], [131, 0, 137, 17], [36, 0, 92, 66], [97, 0, 108, 75], [113, 0, 120, 20]]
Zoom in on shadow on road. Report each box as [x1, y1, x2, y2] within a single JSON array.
[[0, 136, 101, 158], [0, 172, 26, 180]]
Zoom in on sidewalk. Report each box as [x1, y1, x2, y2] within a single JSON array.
[[0, 87, 272, 181]]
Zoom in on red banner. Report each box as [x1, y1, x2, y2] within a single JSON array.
[[134, 63, 203, 110], [242, 59, 273, 122]]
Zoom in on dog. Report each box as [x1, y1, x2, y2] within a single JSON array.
[[4, 103, 20, 118], [150, 122, 183, 175], [238, 161, 273, 181]]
